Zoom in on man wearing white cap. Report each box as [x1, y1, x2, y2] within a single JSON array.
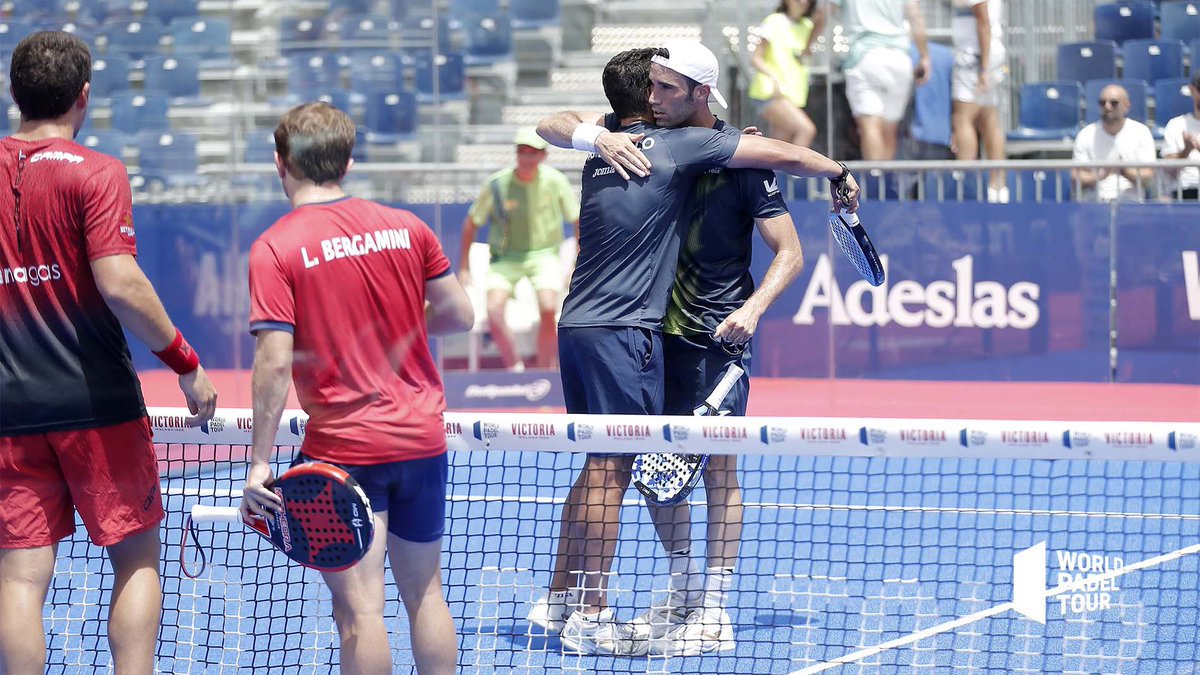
[[527, 43, 857, 656], [459, 126, 580, 369]]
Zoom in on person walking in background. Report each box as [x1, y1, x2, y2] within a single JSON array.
[[241, 102, 473, 675], [1072, 83, 1156, 202], [749, 0, 822, 147], [951, 0, 1009, 203], [0, 31, 217, 675], [459, 127, 580, 370], [1160, 72, 1200, 201], [828, 0, 931, 161]]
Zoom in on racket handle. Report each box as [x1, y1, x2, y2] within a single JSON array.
[[703, 363, 745, 412], [190, 505, 243, 524], [834, 210, 861, 228]]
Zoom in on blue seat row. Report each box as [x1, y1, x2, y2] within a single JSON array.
[[1094, 1, 1199, 44], [1008, 77, 1195, 141], [1057, 38, 1196, 84]]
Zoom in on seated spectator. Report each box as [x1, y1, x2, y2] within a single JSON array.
[[951, 0, 1008, 203], [459, 127, 579, 370], [749, 0, 821, 147], [1072, 84, 1156, 202], [829, 0, 931, 161], [1160, 72, 1200, 201]]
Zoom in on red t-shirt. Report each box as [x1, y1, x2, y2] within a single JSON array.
[[248, 197, 452, 464], [0, 136, 144, 436]]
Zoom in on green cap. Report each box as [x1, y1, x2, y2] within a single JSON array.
[[513, 126, 548, 150]]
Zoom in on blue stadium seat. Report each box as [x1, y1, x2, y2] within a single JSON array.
[[1084, 78, 1149, 122], [403, 16, 453, 55], [329, 0, 374, 13], [89, 54, 130, 102], [242, 129, 276, 163], [1121, 39, 1185, 84], [279, 16, 325, 55], [1192, 37, 1200, 64], [143, 54, 205, 104], [286, 53, 343, 98], [135, 130, 197, 183], [339, 14, 397, 52], [348, 51, 407, 94], [1007, 81, 1082, 141], [313, 89, 353, 112], [414, 51, 465, 100], [169, 17, 231, 64], [364, 89, 418, 142], [77, 129, 125, 159], [449, 0, 501, 18], [1160, 1, 1200, 43], [1153, 77, 1194, 134], [511, 0, 561, 29], [109, 90, 170, 133], [38, 20, 99, 46], [463, 14, 513, 65], [143, 0, 196, 25], [1094, 2, 1156, 44], [102, 18, 165, 59], [1056, 41, 1118, 83], [3, 0, 46, 21], [53, 0, 109, 22], [0, 20, 35, 56]]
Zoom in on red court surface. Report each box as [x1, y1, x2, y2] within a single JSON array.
[[140, 370, 1200, 422]]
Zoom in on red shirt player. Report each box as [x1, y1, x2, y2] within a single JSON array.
[[240, 102, 474, 675], [0, 32, 217, 675]]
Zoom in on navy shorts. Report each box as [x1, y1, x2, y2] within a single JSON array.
[[293, 452, 448, 543], [559, 326, 664, 415], [663, 333, 751, 416]]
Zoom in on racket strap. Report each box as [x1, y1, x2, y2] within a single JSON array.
[[179, 516, 209, 580]]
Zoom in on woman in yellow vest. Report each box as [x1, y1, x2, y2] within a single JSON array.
[[749, 0, 821, 147]]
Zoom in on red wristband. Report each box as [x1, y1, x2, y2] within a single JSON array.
[[153, 328, 200, 375]]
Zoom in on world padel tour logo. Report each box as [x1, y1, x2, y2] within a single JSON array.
[[960, 429, 988, 447], [289, 416, 307, 438], [859, 427, 887, 445], [760, 426, 786, 444], [1169, 431, 1197, 451], [1063, 430, 1090, 448], [510, 422, 556, 439], [200, 416, 226, 434], [663, 424, 689, 442], [473, 421, 500, 442], [567, 422, 593, 442]]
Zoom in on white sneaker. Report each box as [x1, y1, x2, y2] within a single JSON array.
[[987, 186, 1010, 204], [560, 608, 649, 656], [527, 590, 577, 634], [648, 608, 734, 657], [628, 588, 699, 640]]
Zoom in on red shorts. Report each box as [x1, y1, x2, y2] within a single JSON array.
[[0, 417, 163, 548]]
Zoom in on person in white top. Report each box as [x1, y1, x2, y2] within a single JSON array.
[[1160, 72, 1200, 201], [951, 0, 1008, 202], [1072, 84, 1156, 202]]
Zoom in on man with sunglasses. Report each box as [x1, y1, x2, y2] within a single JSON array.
[[1072, 83, 1156, 202]]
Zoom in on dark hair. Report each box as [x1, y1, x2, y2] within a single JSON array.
[[10, 31, 92, 121], [775, 0, 816, 19], [601, 47, 665, 119], [274, 102, 356, 184]]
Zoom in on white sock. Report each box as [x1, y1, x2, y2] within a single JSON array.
[[667, 548, 702, 600], [551, 588, 581, 609], [703, 566, 734, 613]]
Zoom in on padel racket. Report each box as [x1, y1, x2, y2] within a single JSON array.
[[632, 362, 745, 506], [180, 461, 374, 577], [829, 179, 885, 286]]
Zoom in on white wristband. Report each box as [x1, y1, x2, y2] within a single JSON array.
[[571, 124, 605, 153]]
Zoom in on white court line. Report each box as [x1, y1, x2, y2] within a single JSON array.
[[789, 542, 1200, 675]]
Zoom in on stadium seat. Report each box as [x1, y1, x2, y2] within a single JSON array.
[[313, 89, 353, 112], [242, 128, 276, 164], [414, 51, 465, 100], [402, 16, 453, 55], [53, 0, 108, 22], [364, 89, 418, 142], [463, 14, 514, 65], [279, 16, 324, 55], [348, 51, 407, 94], [329, 0, 374, 13], [38, 20, 99, 46], [78, 129, 125, 159], [1094, 1, 1156, 44], [1121, 39, 1185, 84], [1159, 1, 1200, 43], [1084, 78, 1149, 122], [169, 17, 232, 64], [143, 0, 197, 25], [449, 0, 501, 18], [135, 131, 198, 184], [1153, 77, 1194, 134], [89, 54, 130, 102], [1056, 41, 1118, 83], [102, 18, 165, 59], [1192, 37, 1200, 65], [286, 53, 343, 98], [511, 0, 561, 29], [143, 54, 205, 104], [339, 14, 397, 52], [1007, 81, 1082, 141], [3, 0, 46, 22], [0, 20, 35, 56], [109, 90, 170, 133]]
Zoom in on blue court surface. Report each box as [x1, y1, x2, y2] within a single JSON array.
[[44, 449, 1200, 674]]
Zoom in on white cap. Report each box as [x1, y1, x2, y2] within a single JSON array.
[[650, 40, 727, 109]]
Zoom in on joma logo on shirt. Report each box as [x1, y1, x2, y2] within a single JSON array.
[[29, 151, 83, 164]]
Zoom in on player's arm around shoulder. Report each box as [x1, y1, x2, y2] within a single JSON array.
[[536, 110, 650, 179], [426, 271, 475, 335]]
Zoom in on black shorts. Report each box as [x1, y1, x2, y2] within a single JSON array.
[[663, 333, 751, 416]]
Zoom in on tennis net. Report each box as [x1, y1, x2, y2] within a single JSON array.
[[43, 407, 1200, 674]]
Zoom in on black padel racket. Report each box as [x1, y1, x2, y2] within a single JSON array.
[[829, 179, 885, 286], [181, 461, 374, 577], [632, 363, 745, 506]]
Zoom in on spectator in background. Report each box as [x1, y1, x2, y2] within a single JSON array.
[[749, 0, 822, 147], [828, 0, 931, 160], [459, 127, 579, 370], [951, 0, 1008, 203], [1160, 72, 1200, 201], [1072, 83, 1156, 202]]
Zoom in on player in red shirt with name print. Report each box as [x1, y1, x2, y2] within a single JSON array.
[[240, 102, 474, 675], [0, 32, 218, 675]]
